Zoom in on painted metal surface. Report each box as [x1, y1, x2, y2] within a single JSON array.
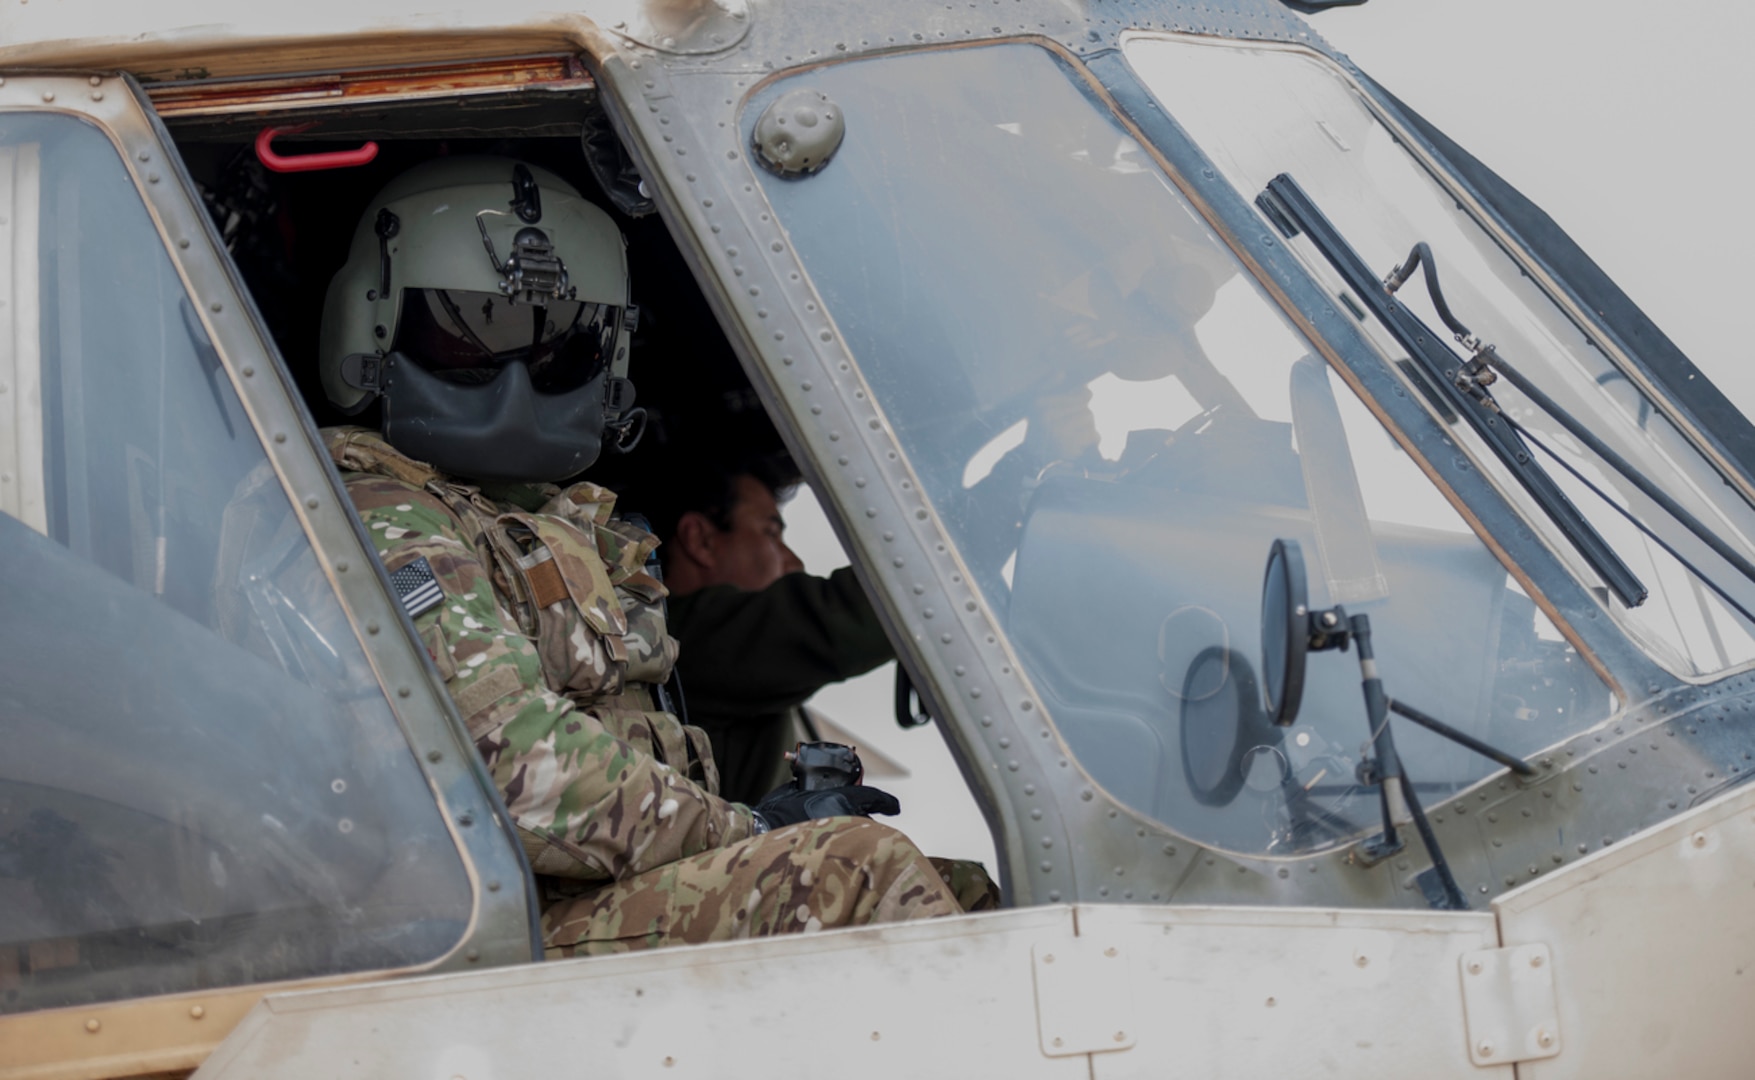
[[1457, 943, 1561, 1066], [192, 903, 1503, 1079], [1495, 777, 1755, 1080]]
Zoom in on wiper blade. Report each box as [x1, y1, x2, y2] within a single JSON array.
[[1257, 173, 1648, 608]]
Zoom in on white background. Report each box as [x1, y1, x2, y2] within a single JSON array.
[[780, 1, 1755, 880]]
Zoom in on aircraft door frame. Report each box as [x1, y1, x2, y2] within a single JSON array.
[[0, 72, 536, 1080]]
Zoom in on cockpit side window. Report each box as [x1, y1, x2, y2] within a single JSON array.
[[752, 43, 1612, 857], [0, 111, 472, 1014]]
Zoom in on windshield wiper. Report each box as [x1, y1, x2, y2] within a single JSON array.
[[1261, 174, 1755, 626], [1256, 173, 1648, 608]]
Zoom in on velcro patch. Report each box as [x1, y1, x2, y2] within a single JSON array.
[[389, 555, 444, 619]]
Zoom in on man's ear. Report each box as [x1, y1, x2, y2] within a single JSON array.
[[672, 511, 720, 570]]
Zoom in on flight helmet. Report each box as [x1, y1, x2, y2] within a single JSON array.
[[320, 156, 638, 482]]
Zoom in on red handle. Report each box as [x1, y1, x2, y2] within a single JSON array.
[[255, 123, 379, 173]]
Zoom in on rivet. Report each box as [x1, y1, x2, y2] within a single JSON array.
[[178, 238, 190, 248], [1467, 960, 1483, 975], [274, 433, 286, 443], [189, 1005, 205, 1019], [1538, 1030, 1555, 1049], [148, 173, 160, 184], [305, 497, 319, 509], [1693, 832, 1708, 847], [398, 687, 412, 698], [1043, 953, 1055, 964], [1051, 1037, 1064, 1047], [42, 91, 55, 102], [210, 301, 223, 313], [1530, 953, 1544, 968], [336, 561, 348, 572], [428, 750, 443, 762], [241, 367, 254, 377], [366, 621, 380, 635], [458, 811, 474, 826], [1104, 947, 1118, 957], [466, 949, 480, 962], [1354, 954, 1369, 968], [1477, 1041, 1494, 1059], [90, 90, 104, 101], [84, 1019, 100, 1033], [488, 880, 501, 892], [1113, 1032, 1126, 1043]]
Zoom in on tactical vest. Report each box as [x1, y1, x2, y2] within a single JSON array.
[[325, 428, 720, 802]]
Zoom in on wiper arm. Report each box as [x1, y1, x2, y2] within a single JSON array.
[[1257, 173, 1648, 608]]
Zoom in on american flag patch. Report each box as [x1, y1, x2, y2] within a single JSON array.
[[389, 555, 444, 619]]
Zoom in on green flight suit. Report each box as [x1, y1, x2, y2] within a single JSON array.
[[669, 568, 895, 805]]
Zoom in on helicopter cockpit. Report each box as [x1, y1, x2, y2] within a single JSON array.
[[7, 5, 1755, 1063]]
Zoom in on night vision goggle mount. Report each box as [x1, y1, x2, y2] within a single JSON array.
[[477, 214, 576, 306]]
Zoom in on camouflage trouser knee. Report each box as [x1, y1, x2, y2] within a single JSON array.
[[543, 818, 960, 958], [927, 857, 1001, 913]]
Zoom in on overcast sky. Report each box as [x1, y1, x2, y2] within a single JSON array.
[[1316, 0, 1754, 414]]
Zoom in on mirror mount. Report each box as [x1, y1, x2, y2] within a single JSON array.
[[1258, 539, 1472, 909]]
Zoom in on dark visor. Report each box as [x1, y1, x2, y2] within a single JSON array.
[[394, 288, 619, 394]]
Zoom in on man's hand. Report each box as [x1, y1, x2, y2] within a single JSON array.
[[750, 783, 901, 832]]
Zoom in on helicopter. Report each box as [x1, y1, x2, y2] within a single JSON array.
[[2, 0, 1753, 1077]]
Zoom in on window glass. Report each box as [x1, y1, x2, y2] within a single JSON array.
[[1122, 34, 1755, 677], [0, 112, 470, 1014], [755, 44, 1610, 856]]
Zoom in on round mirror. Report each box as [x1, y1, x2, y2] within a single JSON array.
[[1260, 538, 1309, 727], [1180, 646, 1277, 806]]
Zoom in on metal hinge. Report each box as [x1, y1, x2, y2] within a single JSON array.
[[1031, 938, 1137, 1058], [1458, 943, 1561, 1067]]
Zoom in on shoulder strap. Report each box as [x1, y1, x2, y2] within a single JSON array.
[[322, 427, 441, 489]]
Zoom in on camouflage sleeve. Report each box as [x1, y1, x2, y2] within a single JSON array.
[[344, 474, 756, 883]]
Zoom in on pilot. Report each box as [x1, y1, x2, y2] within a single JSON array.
[[315, 156, 963, 955], [644, 456, 1000, 912], [643, 454, 888, 804]]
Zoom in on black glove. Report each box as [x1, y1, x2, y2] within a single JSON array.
[[750, 783, 901, 832]]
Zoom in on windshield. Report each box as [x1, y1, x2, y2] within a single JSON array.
[[0, 112, 470, 1012], [753, 43, 1612, 857], [1121, 34, 1755, 678]]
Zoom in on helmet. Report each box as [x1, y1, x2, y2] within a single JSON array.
[[320, 156, 636, 482]]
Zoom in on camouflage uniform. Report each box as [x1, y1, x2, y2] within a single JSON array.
[[324, 428, 967, 955]]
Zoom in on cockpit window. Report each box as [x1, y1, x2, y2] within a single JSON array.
[[754, 43, 1611, 856], [1120, 33, 1755, 678], [0, 112, 470, 1013]]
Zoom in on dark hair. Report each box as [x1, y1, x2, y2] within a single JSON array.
[[636, 450, 803, 547]]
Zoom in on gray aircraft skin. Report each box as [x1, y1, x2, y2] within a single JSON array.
[[2, 0, 1754, 1076]]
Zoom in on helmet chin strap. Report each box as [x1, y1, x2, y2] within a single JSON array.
[[606, 407, 648, 454], [602, 375, 645, 454]]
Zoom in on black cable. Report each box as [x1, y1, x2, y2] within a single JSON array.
[[1511, 417, 1755, 628], [1385, 242, 1474, 344], [1489, 351, 1755, 592]]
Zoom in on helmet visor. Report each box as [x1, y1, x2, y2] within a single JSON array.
[[394, 288, 619, 394]]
